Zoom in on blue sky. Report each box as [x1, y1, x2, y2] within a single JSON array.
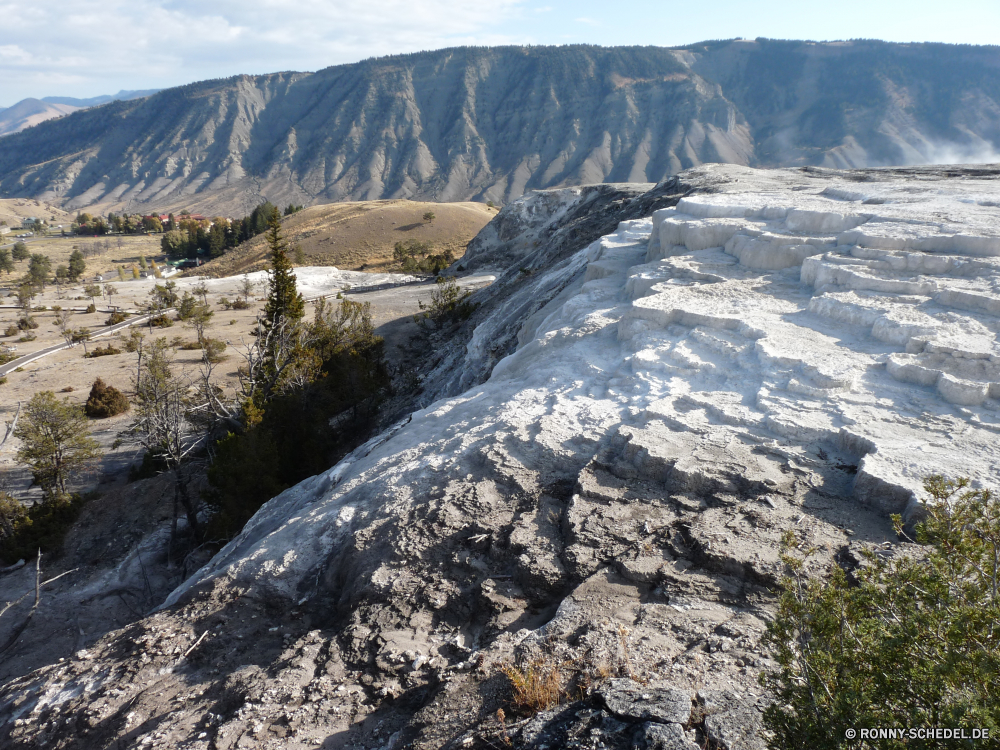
[[1, 0, 998, 106]]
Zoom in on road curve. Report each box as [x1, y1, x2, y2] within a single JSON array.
[[0, 311, 165, 377]]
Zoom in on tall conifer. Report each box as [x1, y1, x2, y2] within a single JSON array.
[[264, 211, 304, 326]]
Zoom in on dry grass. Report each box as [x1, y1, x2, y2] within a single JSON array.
[[499, 656, 566, 716], [195, 199, 496, 277], [0, 199, 73, 231]]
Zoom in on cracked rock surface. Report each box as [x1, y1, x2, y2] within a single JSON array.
[[2, 163, 999, 748]]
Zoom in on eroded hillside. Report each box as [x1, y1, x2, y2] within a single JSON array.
[[1, 41, 998, 214]]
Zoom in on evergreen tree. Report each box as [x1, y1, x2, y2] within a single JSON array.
[[27, 253, 52, 287], [68, 249, 86, 281], [263, 213, 305, 326], [208, 222, 226, 258], [0, 249, 14, 275]]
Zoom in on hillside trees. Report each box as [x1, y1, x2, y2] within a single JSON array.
[[762, 475, 1000, 749], [206, 296, 389, 537], [393, 240, 454, 274], [202, 213, 389, 537], [14, 391, 102, 500]]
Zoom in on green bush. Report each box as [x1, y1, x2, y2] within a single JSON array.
[[0, 494, 29, 546], [84, 378, 129, 418], [762, 475, 1000, 749], [85, 343, 121, 358], [84, 303, 96, 314], [203, 338, 227, 363], [0, 493, 89, 564], [416, 276, 476, 327], [149, 314, 173, 328], [105, 311, 128, 325], [18, 317, 38, 330], [4, 324, 18, 337]]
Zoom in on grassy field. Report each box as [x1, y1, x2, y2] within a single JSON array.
[[0, 233, 164, 282], [0, 198, 73, 231]]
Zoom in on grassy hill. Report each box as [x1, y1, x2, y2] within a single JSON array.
[[0, 198, 72, 232], [196, 199, 497, 277]]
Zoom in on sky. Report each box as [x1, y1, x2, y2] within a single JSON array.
[[1, 0, 998, 107]]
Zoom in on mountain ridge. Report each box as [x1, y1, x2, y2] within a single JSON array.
[[0, 40, 999, 214], [0, 90, 160, 137]]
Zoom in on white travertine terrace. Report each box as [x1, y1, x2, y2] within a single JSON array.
[[167, 164, 1000, 605], [631, 165, 1000, 521]]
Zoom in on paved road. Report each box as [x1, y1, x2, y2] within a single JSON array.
[[0, 273, 492, 377], [0, 311, 161, 377]]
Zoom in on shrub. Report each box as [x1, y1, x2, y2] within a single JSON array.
[[85, 344, 121, 358], [105, 311, 128, 325], [0, 493, 89, 564], [3, 325, 17, 337], [149, 314, 173, 328], [84, 303, 96, 314], [219, 297, 232, 310], [230, 299, 251, 310], [84, 378, 129, 418], [203, 338, 227, 364], [17, 333, 36, 342], [18, 317, 38, 330], [178, 340, 203, 350], [0, 494, 29, 546], [416, 276, 475, 327], [761, 475, 1000, 749]]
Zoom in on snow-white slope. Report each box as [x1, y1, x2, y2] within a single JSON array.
[[168, 163, 1000, 607]]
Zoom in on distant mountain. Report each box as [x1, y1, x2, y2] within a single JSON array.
[[0, 98, 81, 137], [41, 89, 160, 108], [0, 90, 159, 137], [0, 41, 998, 213]]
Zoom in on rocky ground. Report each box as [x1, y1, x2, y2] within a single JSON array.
[[1, 163, 998, 748]]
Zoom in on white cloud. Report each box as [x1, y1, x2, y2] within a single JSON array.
[[574, 17, 599, 26], [0, 0, 529, 104]]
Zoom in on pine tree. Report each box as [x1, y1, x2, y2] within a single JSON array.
[[263, 213, 305, 326]]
